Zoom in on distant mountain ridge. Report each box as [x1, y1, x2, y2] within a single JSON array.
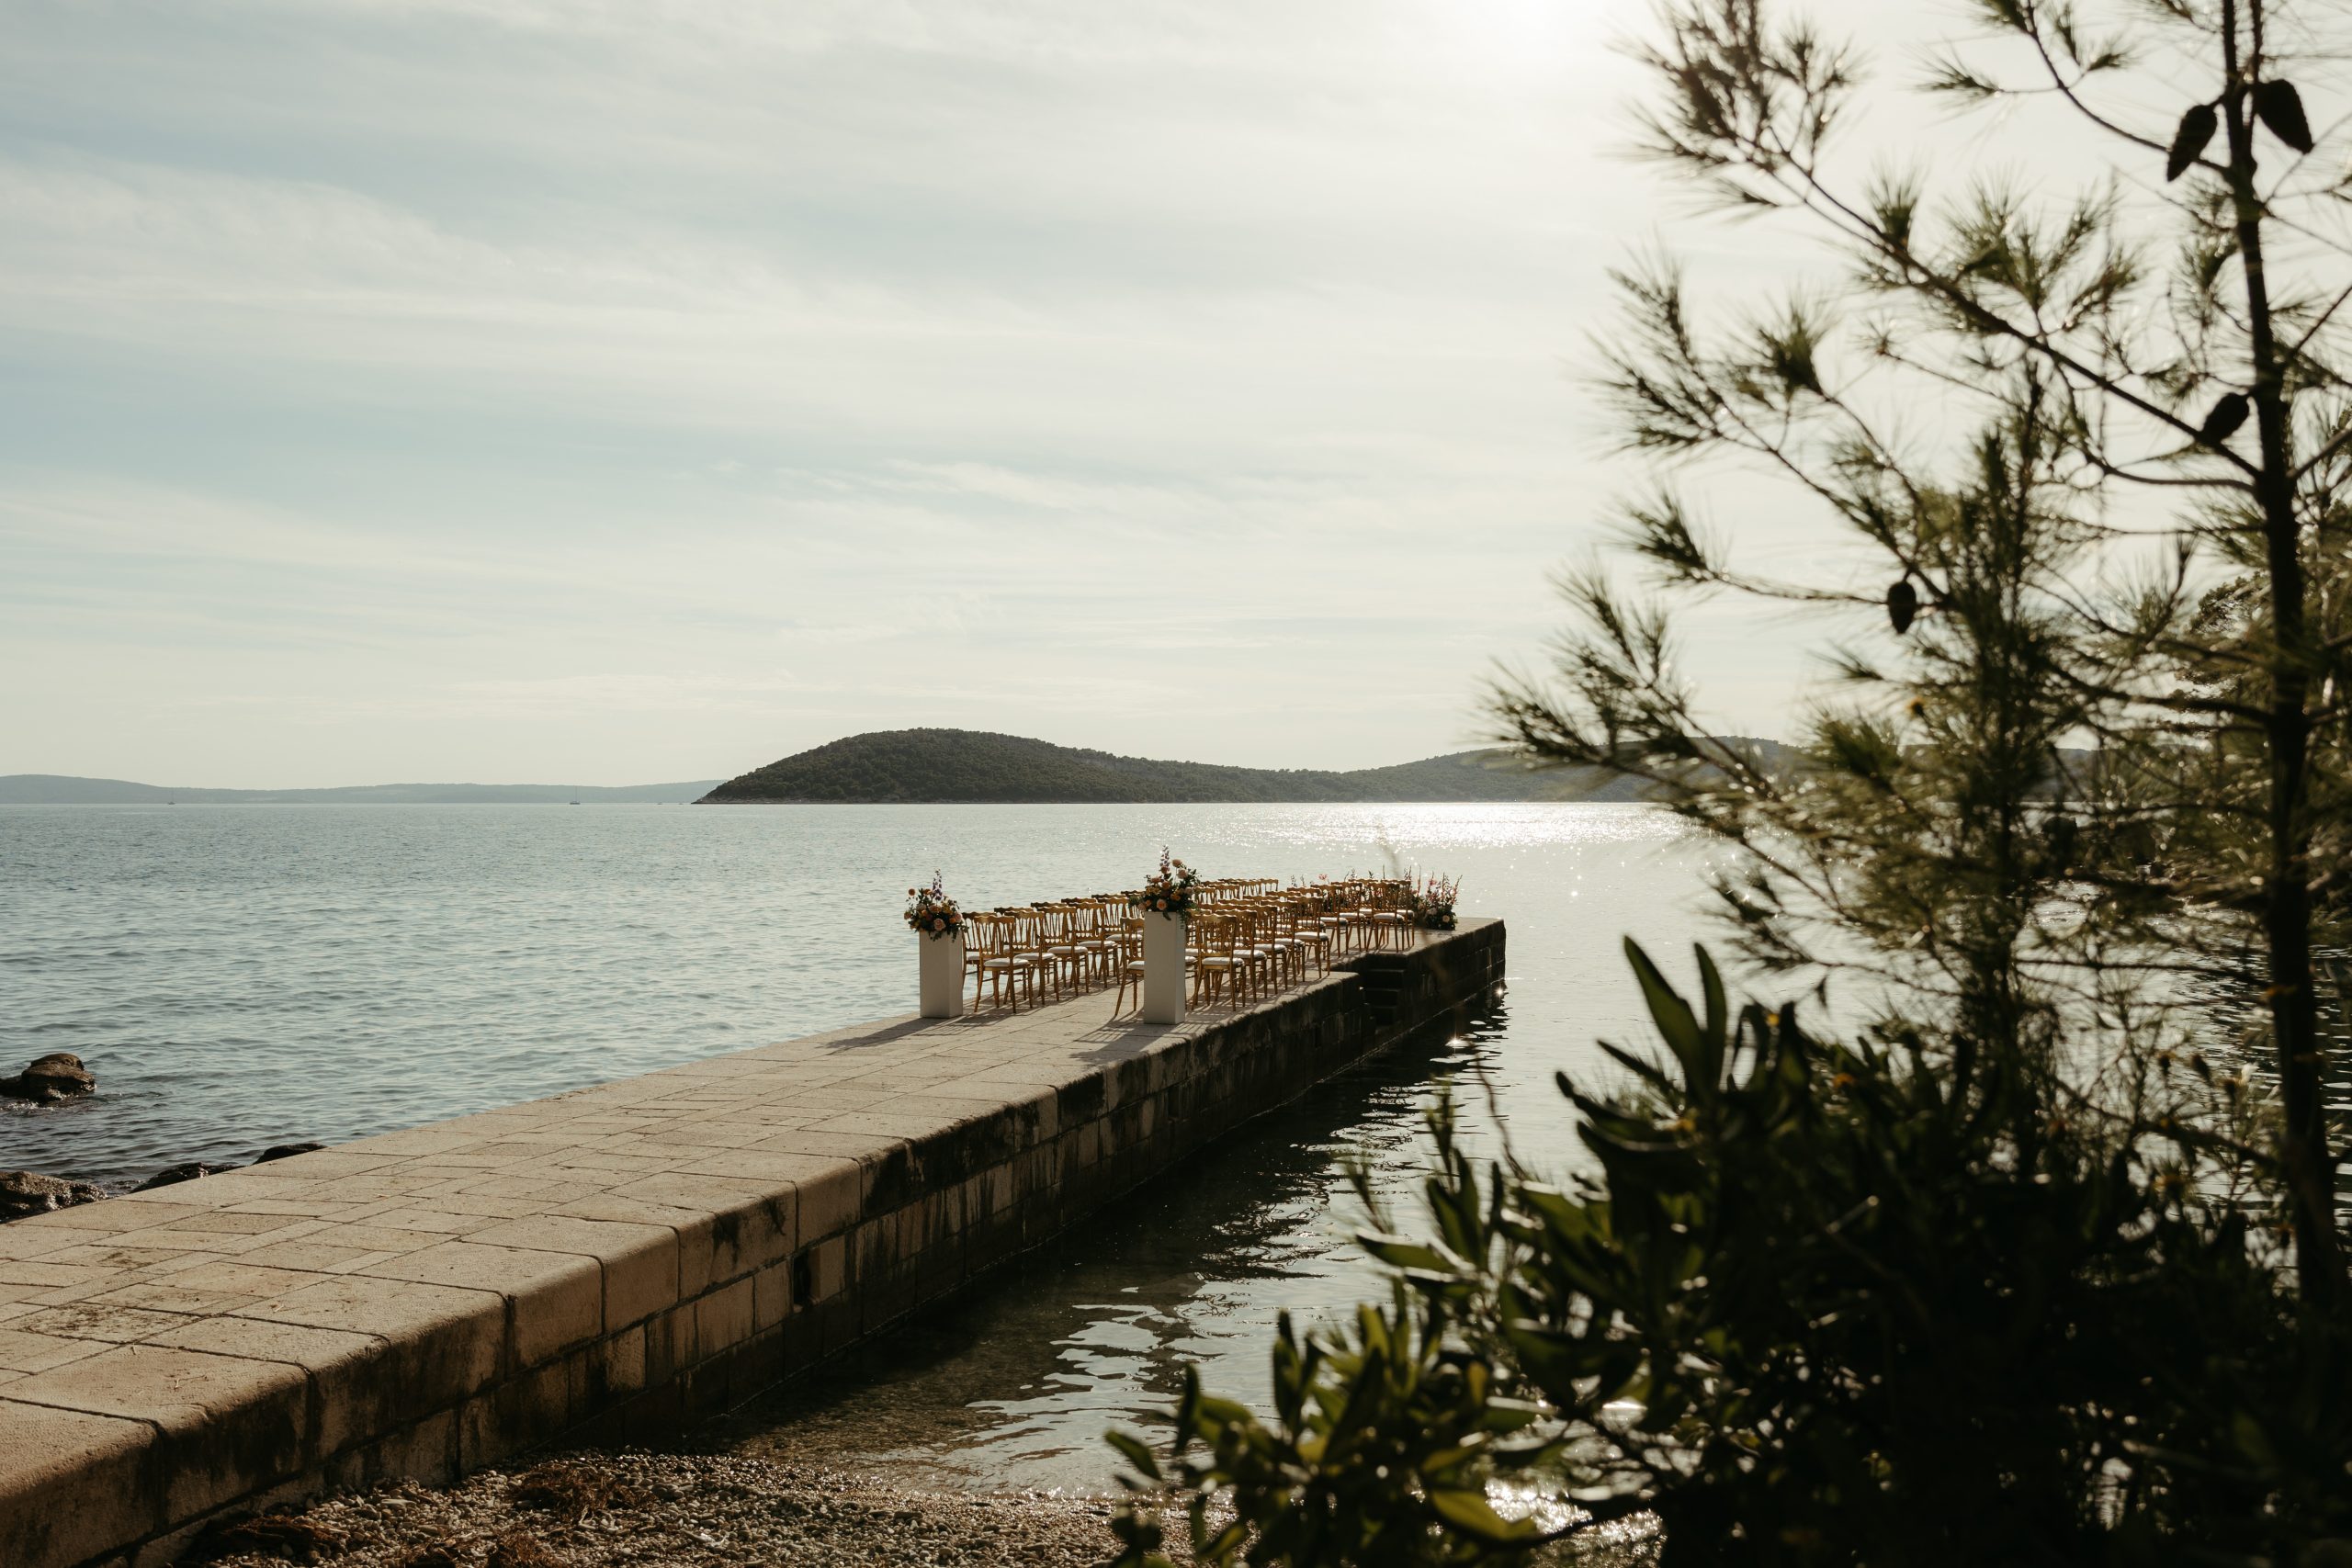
[[0, 775, 721, 805], [697, 728, 1700, 805]]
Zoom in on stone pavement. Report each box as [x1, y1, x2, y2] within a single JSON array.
[[0, 919, 1503, 1568]]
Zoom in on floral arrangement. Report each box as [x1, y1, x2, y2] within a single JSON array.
[[1411, 874, 1461, 931], [1131, 848, 1202, 917], [904, 872, 965, 941]]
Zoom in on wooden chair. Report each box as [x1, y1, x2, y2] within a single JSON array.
[[1191, 915, 1246, 1010], [1035, 904, 1083, 999], [1010, 908, 1064, 1002], [974, 912, 1043, 1012], [1287, 897, 1334, 976], [1069, 900, 1118, 988], [1368, 881, 1412, 951]]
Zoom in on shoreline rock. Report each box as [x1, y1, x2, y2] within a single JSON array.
[[134, 1161, 245, 1191], [0, 1168, 106, 1223], [133, 1143, 326, 1192], [0, 1051, 96, 1103], [3, 1140, 333, 1220]]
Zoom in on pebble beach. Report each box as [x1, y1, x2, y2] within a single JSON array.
[[188, 1454, 1126, 1568]]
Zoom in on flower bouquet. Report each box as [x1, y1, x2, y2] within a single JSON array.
[[904, 873, 965, 940], [1130, 849, 1202, 918], [1411, 874, 1460, 931]]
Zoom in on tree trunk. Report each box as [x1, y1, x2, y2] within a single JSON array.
[[2223, 0, 2344, 1304]]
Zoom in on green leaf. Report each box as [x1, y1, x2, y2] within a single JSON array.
[[1624, 938, 1703, 1084], [1192, 1393, 1254, 1433], [1428, 1488, 1537, 1542], [1596, 1042, 1680, 1096], [1358, 1233, 1455, 1273], [1105, 1429, 1163, 1483], [1697, 943, 1726, 1057], [1480, 1398, 1547, 1432]]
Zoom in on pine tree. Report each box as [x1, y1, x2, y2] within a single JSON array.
[[1107, 1, 2352, 1561], [1483, 0, 2348, 1302]]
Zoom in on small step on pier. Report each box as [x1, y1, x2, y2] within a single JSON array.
[[0, 919, 1503, 1568]]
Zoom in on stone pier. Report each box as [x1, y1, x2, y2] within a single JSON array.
[[0, 919, 1503, 1568]]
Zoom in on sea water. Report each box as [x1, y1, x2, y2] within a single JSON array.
[[1, 801, 1739, 1490]]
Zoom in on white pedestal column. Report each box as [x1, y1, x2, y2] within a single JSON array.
[[919, 933, 967, 1019], [1141, 911, 1186, 1025]]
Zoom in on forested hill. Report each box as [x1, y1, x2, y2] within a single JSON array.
[[696, 729, 1725, 804]]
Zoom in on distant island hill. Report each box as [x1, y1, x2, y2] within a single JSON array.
[[694, 728, 1792, 804], [0, 777, 721, 805], [2, 729, 1795, 807]]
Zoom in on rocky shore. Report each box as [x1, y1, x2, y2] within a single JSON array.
[[0, 1168, 107, 1220], [0, 1051, 95, 1104], [184, 1455, 1127, 1568], [1, 1050, 338, 1221], [178, 1452, 1662, 1568], [0, 1140, 328, 1223]]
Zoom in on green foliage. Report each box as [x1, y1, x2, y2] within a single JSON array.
[[1106, 1285, 1561, 1568], [700, 729, 1590, 805], [1489, 0, 2352, 1288], [1105, 0, 2352, 1559], [1108, 947, 2352, 1566]]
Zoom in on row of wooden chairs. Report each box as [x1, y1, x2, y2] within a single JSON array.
[[1147, 878, 1425, 1017], [1185, 902, 1328, 1010], [956, 877, 1427, 1018], [1282, 877, 1422, 953], [965, 899, 1132, 1012]]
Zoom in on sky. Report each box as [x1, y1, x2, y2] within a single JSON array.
[[2, 0, 2075, 786]]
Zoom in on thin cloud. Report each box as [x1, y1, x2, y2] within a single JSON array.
[[0, 0, 1869, 785]]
